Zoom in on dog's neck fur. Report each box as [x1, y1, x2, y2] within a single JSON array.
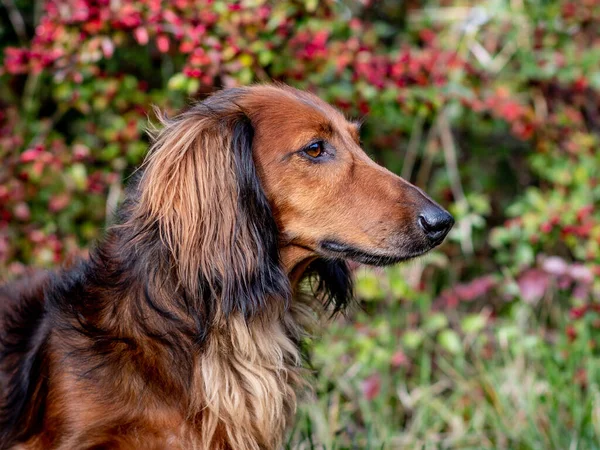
[[41, 229, 318, 450], [281, 245, 318, 292]]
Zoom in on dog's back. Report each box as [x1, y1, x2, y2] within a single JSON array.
[[0, 271, 51, 448]]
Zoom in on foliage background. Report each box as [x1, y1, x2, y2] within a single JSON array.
[[1, 0, 599, 448]]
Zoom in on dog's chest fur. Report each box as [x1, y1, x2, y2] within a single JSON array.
[[18, 306, 308, 450]]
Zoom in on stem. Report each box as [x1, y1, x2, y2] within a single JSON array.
[[438, 109, 473, 255], [401, 113, 425, 181], [21, 71, 41, 142], [1, 0, 27, 44], [415, 120, 438, 188]]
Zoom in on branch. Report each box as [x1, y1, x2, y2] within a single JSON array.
[[438, 109, 474, 255], [1, 0, 27, 44], [400, 113, 425, 181], [415, 119, 439, 188]]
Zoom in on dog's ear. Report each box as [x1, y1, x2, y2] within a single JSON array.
[[134, 104, 289, 320], [227, 114, 291, 317], [305, 259, 353, 314]]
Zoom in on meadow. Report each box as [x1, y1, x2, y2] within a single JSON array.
[[1, 1, 599, 448]]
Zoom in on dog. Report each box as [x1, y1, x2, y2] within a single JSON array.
[[0, 84, 453, 449]]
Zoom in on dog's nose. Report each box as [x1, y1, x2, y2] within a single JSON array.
[[418, 206, 454, 243]]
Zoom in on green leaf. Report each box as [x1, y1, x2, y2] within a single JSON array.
[[168, 73, 187, 91], [438, 330, 462, 355], [424, 313, 448, 333], [355, 271, 383, 301], [69, 164, 88, 191], [402, 330, 423, 350], [461, 314, 487, 334]]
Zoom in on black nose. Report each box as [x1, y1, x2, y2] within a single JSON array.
[[418, 206, 454, 243]]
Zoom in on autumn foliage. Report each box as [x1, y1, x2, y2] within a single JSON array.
[[1, 0, 600, 447]]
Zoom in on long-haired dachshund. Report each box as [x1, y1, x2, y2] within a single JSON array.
[[0, 85, 453, 449]]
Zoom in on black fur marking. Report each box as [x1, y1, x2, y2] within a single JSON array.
[[229, 115, 291, 319], [0, 277, 50, 448], [305, 259, 354, 315]]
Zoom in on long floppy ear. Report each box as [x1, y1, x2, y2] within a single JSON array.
[[133, 101, 289, 320], [304, 259, 353, 314]]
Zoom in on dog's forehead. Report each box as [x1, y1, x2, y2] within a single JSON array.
[[286, 90, 361, 144], [245, 86, 359, 143], [279, 88, 348, 127]]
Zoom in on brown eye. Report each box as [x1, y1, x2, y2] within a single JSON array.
[[304, 141, 324, 159]]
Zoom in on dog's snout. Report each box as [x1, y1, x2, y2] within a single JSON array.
[[418, 206, 454, 243]]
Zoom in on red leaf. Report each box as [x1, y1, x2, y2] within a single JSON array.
[[101, 38, 114, 58], [13, 202, 30, 221], [157, 35, 170, 53], [361, 374, 381, 401], [391, 351, 409, 369], [517, 269, 549, 303], [20, 146, 43, 163], [134, 27, 149, 45], [541, 256, 568, 276]]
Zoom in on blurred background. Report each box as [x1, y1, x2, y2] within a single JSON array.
[[1, 0, 599, 448]]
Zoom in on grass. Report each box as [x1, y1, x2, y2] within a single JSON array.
[[286, 263, 600, 450]]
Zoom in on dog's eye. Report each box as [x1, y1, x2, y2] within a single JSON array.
[[304, 141, 324, 159]]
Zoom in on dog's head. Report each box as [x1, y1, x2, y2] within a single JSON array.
[[135, 85, 453, 317], [241, 86, 453, 267]]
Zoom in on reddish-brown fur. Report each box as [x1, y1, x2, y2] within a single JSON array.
[[0, 85, 452, 449]]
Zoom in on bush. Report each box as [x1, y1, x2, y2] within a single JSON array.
[[1, 0, 599, 447]]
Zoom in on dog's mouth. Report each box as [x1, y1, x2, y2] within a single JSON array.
[[318, 240, 435, 267]]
